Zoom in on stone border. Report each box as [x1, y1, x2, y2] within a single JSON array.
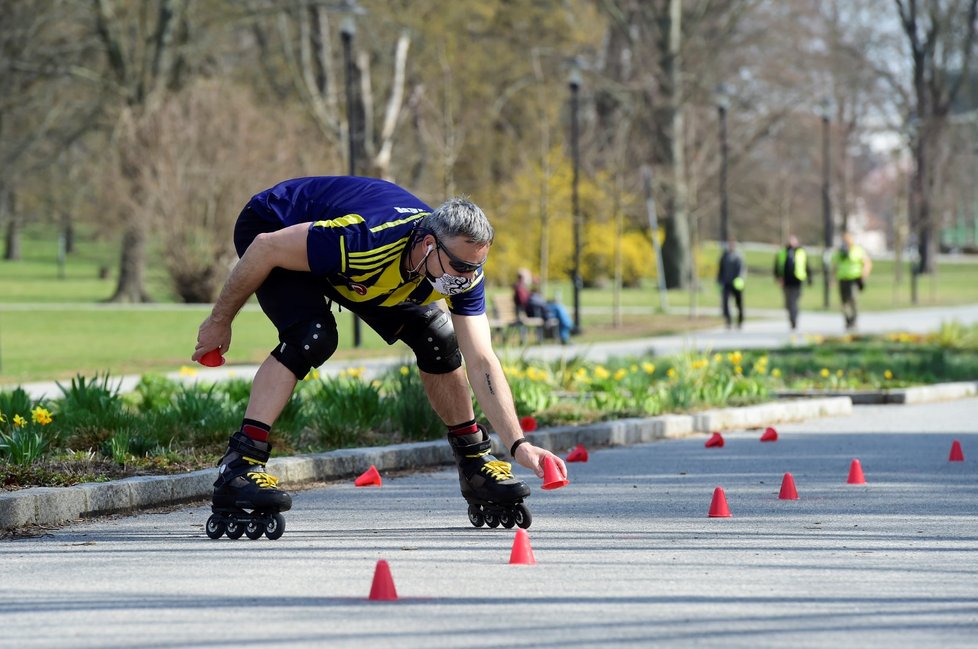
[[0, 397, 852, 531], [775, 380, 978, 405]]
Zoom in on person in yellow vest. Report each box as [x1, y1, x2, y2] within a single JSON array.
[[773, 235, 812, 330], [832, 232, 873, 330]]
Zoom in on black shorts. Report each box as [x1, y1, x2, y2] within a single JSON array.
[[233, 205, 437, 345]]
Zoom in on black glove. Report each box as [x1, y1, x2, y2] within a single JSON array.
[[856, 278, 865, 291]]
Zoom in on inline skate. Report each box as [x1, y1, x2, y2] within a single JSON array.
[[205, 431, 292, 540], [450, 427, 532, 529]]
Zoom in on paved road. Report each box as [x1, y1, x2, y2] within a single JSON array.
[[2, 398, 976, 648]]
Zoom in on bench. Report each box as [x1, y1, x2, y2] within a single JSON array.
[[488, 295, 556, 345]]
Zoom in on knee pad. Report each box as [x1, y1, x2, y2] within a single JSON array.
[[271, 318, 338, 379], [399, 308, 462, 374]]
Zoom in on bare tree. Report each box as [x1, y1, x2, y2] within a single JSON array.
[[0, 1, 97, 260], [896, 0, 978, 273], [248, 2, 411, 180], [90, 0, 195, 302]]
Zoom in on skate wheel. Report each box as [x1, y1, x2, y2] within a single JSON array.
[[467, 504, 485, 528], [514, 504, 532, 529], [205, 515, 226, 540], [500, 510, 515, 528], [245, 520, 264, 540], [225, 520, 244, 539], [265, 513, 286, 540], [484, 511, 500, 528]]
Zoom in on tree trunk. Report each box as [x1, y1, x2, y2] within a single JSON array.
[[2, 189, 20, 261], [659, 0, 690, 289], [108, 220, 152, 302]]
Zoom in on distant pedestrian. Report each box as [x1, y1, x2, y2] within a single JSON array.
[[716, 238, 745, 329], [773, 235, 813, 330], [832, 231, 873, 330]]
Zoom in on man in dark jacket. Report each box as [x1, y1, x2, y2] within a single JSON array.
[[716, 238, 745, 329]]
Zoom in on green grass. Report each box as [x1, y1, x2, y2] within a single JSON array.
[[3, 225, 977, 384]]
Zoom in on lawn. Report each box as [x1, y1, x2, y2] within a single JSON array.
[[3, 225, 977, 384]]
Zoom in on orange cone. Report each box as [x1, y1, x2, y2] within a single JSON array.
[[949, 440, 965, 462], [541, 455, 569, 490], [705, 432, 725, 448], [509, 528, 536, 565], [566, 444, 588, 463], [355, 465, 382, 487], [368, 560, 398, 600], [199, 349, 225, 367], [760, 427, 778, 442], [847, 459, 866, 484], [779, 472, 799, 500], [708, 487, 732, 517]]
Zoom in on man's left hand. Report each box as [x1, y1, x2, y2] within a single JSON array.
[[515, 442, 568, 481]]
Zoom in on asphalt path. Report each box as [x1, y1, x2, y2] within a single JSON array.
[[2, 398, 976, 648]]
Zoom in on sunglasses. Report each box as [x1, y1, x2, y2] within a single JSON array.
[[435, 238, 486, 274]]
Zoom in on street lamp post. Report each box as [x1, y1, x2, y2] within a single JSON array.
[[715, 85, 731, 244], [341, 16, 363, 347], [569, 65, 583, 335], [818, 97, 833, 310]]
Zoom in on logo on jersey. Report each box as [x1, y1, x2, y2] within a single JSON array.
[[349, 283, 368, 295]]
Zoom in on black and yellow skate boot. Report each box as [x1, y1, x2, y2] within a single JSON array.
[[449, 426, 531, 529], [212, 431, 292, 513]]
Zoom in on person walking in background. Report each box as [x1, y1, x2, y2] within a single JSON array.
[[773, 235, 812, 330], [716, 237, 746, 329], [832, 231, 873, 330]]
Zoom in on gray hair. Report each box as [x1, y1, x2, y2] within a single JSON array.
[[423, 197, 494, 245]]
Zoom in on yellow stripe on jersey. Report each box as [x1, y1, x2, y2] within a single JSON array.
[[338, 235, 346, 270], [369, 212, 428, 233], [312, 213, 365, 229], [347, 248, 403, 272], [347, 237, 408, 266]]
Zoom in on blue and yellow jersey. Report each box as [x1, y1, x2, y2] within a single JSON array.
[[247, 176, 486, 315]]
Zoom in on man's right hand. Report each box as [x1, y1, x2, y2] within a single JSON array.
[[192, 315, 232, 363]]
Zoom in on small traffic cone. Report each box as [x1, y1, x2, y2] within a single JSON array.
[[509, 528, 536, 565], [541, 455, 568, 490], [760, 427, 778, 442], [847, 459, 866, 484], [368, 560, 398, 600], [779, 472, 799, 500], [566, 444, 588, 463], [705, 432, 725, 448], [949, 439, 965, 462], [708, 487, 732, 518], [199, 349, 225, 367], [355, 465, 382, 487]]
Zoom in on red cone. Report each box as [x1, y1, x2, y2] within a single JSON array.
[[519, 416, 538, 433], [779, 472, 799, 500], [566, 444, 588, 463], [760, 427, 778, 442], [355, 465, 382, 487], [509, 528, 536, 565], [708, 486, 732, 517], [847, 459, 866, 484], [949, 439, 965, 462], [368, 560, 398, 600], [541, 455, 568, 490], [199, 349, 225, 367], [705, 432, 725, 448]]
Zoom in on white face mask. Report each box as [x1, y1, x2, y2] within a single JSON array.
[[428, 273, 474, 296]]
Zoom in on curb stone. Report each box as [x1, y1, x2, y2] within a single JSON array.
[[775, 380, 978, 405], [0, 397, 853, 532]]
